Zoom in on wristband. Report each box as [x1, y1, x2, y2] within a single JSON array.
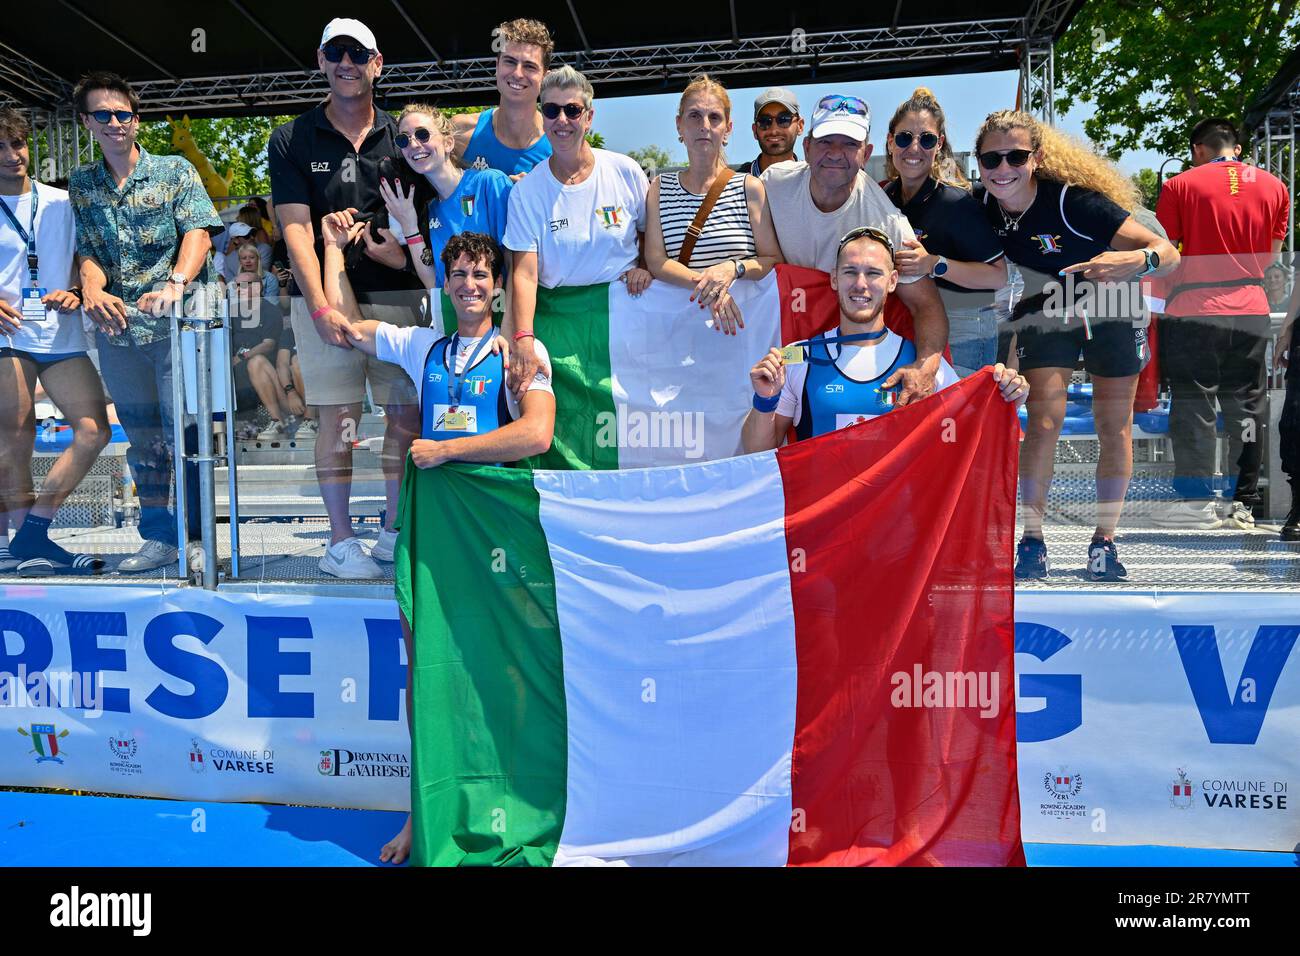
[[310, 305, 331, 321], [752, 392, 780, 413], [513, 330, 536, 342], [405, 234, 425, 247]]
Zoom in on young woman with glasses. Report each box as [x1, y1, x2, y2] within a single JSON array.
[[882, 88, 1007, 378], [644, 75, 783, 335], [973, 109, 1178, 582]]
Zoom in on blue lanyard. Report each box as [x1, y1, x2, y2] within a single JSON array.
[[789, 330, 888, 349], [0, 183, 38, 287], [446, 329, 497, 406]]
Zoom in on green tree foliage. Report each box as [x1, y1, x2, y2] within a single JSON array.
[[138, 115, 289, 198], [627, 145, 675, 176], [586, 131, 606, 149], [1056, 0, 1300, 159], [1131, 168, 1160, 210]]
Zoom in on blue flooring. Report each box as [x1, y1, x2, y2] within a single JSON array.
[[2, 791, 1293, 867]]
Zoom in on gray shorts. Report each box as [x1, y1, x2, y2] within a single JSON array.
[[289, 294, 421, 407]]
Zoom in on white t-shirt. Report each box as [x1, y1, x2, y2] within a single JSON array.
[[0, 181, 85, 354], [374, 324, 554, 422], [776, 328, 958, 427], [760, 162, 919, 279], [504, 148, 648, 288]]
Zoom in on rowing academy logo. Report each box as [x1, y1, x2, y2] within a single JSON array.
[[1033, 234, 1063, 254], [19, 723, 69, 764], [596, 205, 625, 229], [1170, 768, 1194, 809], [1044, 766, 1083, 800], [109, 734, 137, 760]]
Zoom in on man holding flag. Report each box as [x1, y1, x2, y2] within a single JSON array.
[[743, 226, 1028, 453]]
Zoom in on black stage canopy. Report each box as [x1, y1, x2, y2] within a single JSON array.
[[0, 1, 1082, 118]]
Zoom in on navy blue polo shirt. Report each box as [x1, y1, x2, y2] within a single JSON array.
[[268, 102, 422, 300], [883, 177, 1004, 293]]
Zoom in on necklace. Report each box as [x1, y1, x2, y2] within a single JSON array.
[[997, 201, 1029, 233]]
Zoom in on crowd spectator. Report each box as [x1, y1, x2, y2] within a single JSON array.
[[70, 71, 222, 573], [1154, 118, 1290, 530], [0, 107, 112, 576], [226, 271, 284, 438], [882, 88, 1007, 377], [1278, 281, 1299, 540], [1265, 263, 1291, 313], [743, 88, 803, 176], [269, 17, 423, 580], [644, 75, 782, 334], [453, 18, 554, 176], [503, 65, 651, 397], [761, 92, 949, 404], [972, 109, 1178, 580]]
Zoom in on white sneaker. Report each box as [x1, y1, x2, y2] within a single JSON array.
[[320, 537, 385, 579], [370, 528, 399, 562], [257, 421, 289, 441], [1221, 500, 1256, 530], [1150, 499, 1224, 530]]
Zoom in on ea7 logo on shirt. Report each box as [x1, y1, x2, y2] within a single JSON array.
[[1032, 234, 1063, 254], [595, 205, 626, 229], [311, 161, 331, 173]]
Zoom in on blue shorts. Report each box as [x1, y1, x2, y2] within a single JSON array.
[[0, 347, 88, 374]]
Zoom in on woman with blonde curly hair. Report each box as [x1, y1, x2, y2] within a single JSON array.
[[883, 88, 1007, 376], [973, 109, 1179, 581]]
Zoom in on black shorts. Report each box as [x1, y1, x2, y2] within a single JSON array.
[[0, 346, 87, 374], [232, 361, 259, 412], [1003, 316, 1142, 378]]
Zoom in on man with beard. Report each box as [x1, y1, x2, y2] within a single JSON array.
[[744, 88, 803, 176]]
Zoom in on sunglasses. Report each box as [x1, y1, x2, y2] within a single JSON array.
[[755, 111, 796, 130], [837, 226, 895, 260], [978, 149, 1033, 170], [394, 128, 434, 150], [893, 131, 939, 150], [322, 42, 375, 65], [86, 109, 137, 125], [541, 102, 585, 121], [817, 95, 868, 116]]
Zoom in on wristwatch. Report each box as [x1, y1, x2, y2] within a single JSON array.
[[733, 259, 746, 279], [167, 271, 189, 287], [1138, 249, 1160, 277], [930, 256, 949, 278]]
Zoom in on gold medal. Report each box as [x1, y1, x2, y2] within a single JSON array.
[[780, 344, 805, 365], [444, 409, 469, 431]]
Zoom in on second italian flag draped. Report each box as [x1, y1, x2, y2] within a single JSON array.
[[395, 372, 1023, 866]]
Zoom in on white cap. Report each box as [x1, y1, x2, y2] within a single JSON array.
[[226, 222, 254, 238], [320, 18, 377, 52], [810, 94, 870, 142]]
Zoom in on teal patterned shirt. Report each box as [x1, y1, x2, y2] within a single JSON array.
[[69, 145, 223, 346]]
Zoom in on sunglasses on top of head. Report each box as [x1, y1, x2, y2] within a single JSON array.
[[756, 111, 796, 130], [817, 95, 868, 116], [394, 128, 434, 150], [978, 148, 1033, 170], [322, 42, 375, 65], [892, 131, 939, 150], [540, 102, 585, 121], [86, 109, 137, 125]]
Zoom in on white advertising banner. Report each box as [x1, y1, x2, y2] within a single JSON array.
[[3, 585, 1297, 852], [1015, 591, 1300, 852], [0, 585, 411, 811]]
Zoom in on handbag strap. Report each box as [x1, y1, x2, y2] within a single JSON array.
[[676, 166, 736, 266]]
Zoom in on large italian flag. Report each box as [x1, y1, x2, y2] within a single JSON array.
[[395, 372, 1023, 866], [464, 264, 924, 470]]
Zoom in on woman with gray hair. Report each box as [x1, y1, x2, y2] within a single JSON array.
[[503, 65, 652, 396]]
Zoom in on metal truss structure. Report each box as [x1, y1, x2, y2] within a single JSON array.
[[2, 7, 1071, 180], [1251, 91, 1299, 255]]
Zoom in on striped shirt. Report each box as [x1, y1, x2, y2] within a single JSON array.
[[657, 171, 756, 268]]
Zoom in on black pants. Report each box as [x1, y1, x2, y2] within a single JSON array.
[[1160, 315, 1269, 504], [1281, 361, 1299, 491]]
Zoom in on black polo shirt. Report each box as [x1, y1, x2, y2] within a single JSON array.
[[883, 177, 1004, 293], [973, 179, 1132, 319], [268, 102, 421, 300]]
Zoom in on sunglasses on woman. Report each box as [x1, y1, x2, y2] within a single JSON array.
[[394, 128, 433, 150], [755, 112, 796, 130], [322, 42, 374, 65], [892, 131, 939, 150], [86, 109, 137, 125], [541, 102, 586, 121], [978, 149, 1033, 170]]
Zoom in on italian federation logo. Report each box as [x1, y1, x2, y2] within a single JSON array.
[[1170, 768, 1194, 809], [19, 724, 69, 764], [1044, 766, 1083, 800], [596, 205, 625, 228], [460, 195, 475, 218], [188, 738, 206, 773], [1033, 233, 1063, 254]]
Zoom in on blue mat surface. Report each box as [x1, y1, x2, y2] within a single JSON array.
[[2, 792, 1293, 867]]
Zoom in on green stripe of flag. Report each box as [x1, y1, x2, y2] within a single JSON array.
[[395, 460, 567, 866], [524, 283, 617, 471]]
